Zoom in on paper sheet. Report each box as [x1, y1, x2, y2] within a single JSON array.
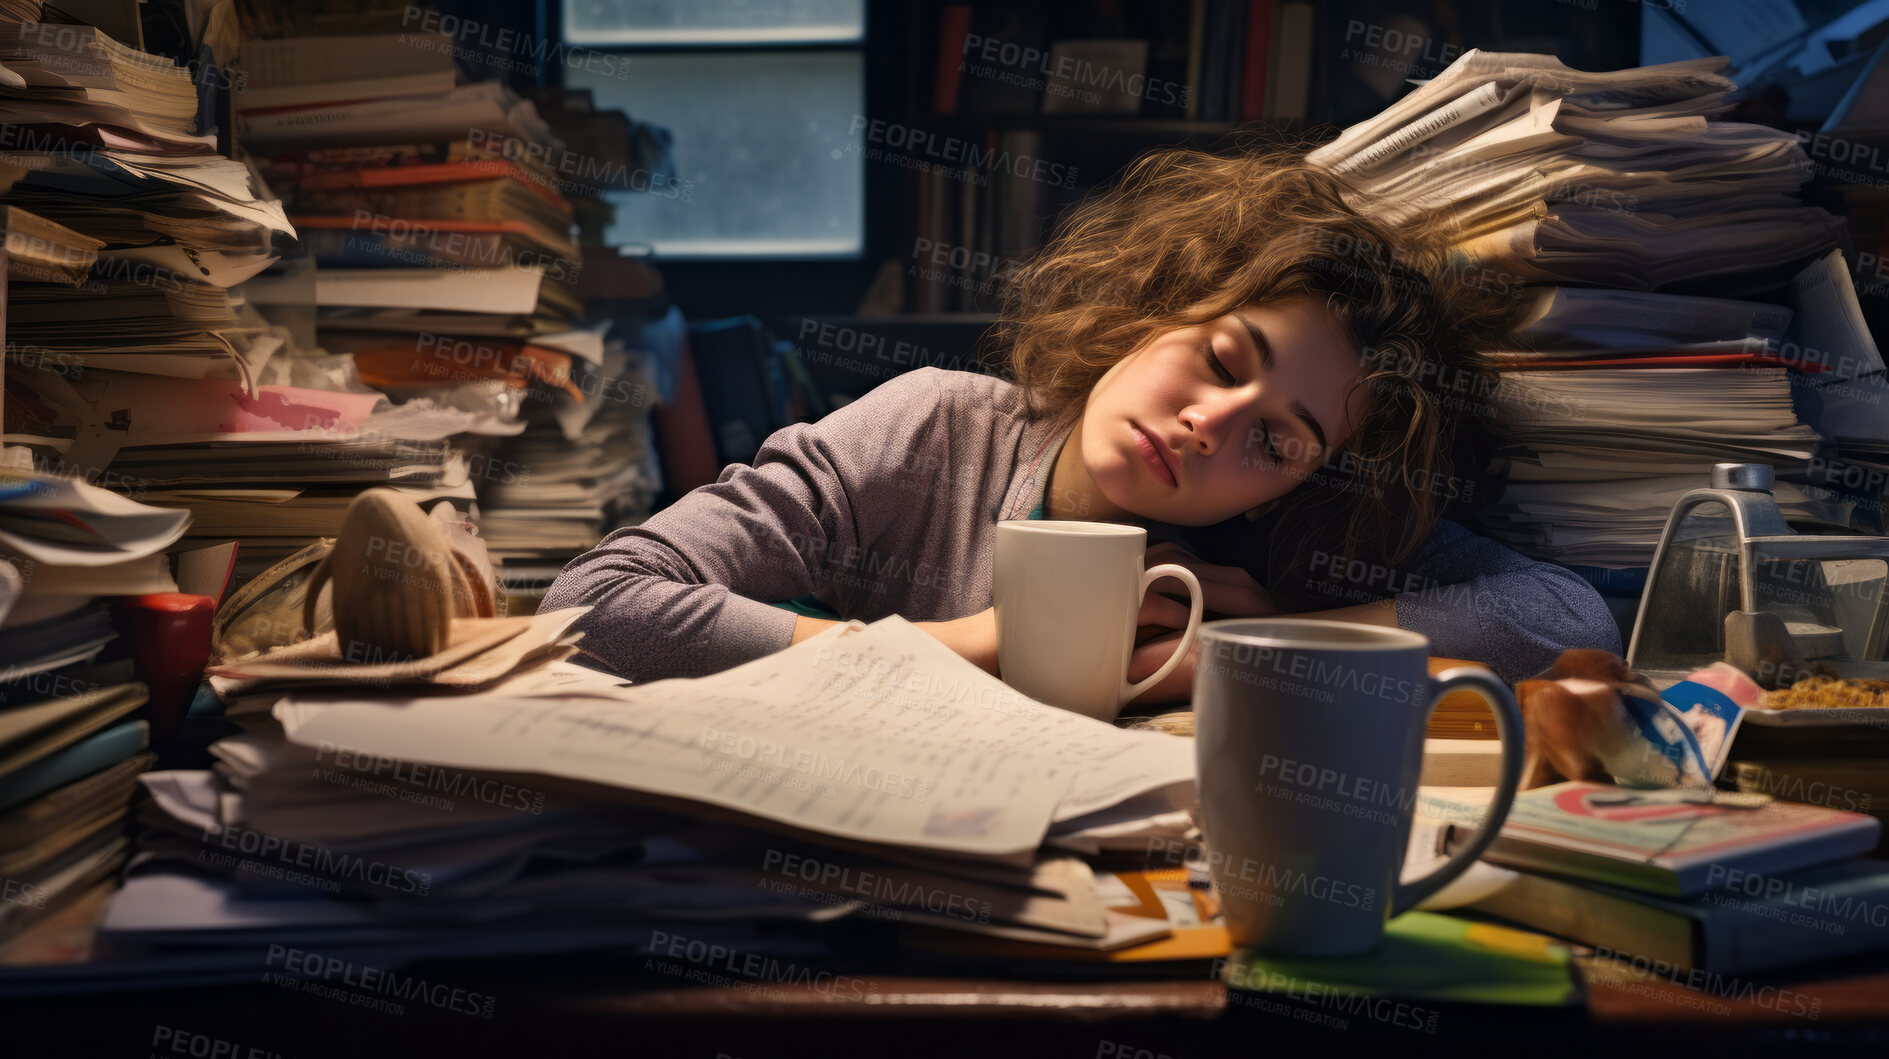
[[274, 616, 1195, 857], [0, 470, 191, 564]]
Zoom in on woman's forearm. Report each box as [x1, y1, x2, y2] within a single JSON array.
[[791, 614, 842, 644], [1301, 599, 1398, 627]]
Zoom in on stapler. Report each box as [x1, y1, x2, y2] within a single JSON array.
[[1627, 463, 1889, 690]]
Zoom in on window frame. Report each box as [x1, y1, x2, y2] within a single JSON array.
[[550, 0, 876, 265]]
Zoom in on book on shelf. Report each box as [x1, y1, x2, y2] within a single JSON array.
[[1039, 39, 1148, 116], [934, 4, 1224, 123], [1264, 1, 1314, 122], [262, 138, 561, 182], [1238, 0, 1273, 121], [1193, 0, 1245, 122], [933, 5, 975, 115], [312, 263, 549, 315]]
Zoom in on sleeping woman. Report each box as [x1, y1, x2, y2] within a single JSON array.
[[541, 147, 1622, 701]]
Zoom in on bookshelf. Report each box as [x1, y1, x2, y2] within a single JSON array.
[[889, 0, 1641, 318], [898, 0, 1292, 315]]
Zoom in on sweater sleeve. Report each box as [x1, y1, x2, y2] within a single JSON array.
[[540, 367, 953, 682], [1385, 519, 1622, 684]]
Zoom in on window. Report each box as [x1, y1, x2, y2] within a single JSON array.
[[564, 0, 865, 45], [561, 0, 866, 259]]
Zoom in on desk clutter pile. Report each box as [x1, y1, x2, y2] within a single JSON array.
[[2, 492, 1220, 985], [12, 491, 1889, 1000], [1307, 51, 1889, 613], [0, 2, 669, 955]]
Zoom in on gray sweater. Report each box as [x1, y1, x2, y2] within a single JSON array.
[[542, 367, 1622, 685]]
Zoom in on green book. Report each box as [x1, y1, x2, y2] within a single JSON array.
[[1223, 911, 1580, 1010]]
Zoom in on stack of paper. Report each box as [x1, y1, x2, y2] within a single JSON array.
[[234, 34, 458, 112], [0, 149, 294, 288], [7, 361, 515, 579], [1311, 53, 1874, 574], [0, 21, 518, 607], [0, 18, 339, 564], [1307, 51, 1844, 294], [242, 65, 577, 332], [471, 334, 660, 568], [233, 35, 670, 604], [1478, 253, 1886, 569], [100, 617, 1197, 971], [0, 21, 291, 412], [238, 79, 556, 154], [0, 471, 185, 948], [0, 22, 211, 149]]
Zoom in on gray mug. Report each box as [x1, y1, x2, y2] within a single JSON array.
[[1192, 619, 1524, 955]]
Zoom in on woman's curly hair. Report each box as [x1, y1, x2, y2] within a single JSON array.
[[991, 144, 1520, 569]]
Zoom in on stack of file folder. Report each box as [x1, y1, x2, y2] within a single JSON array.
[[1309, 52, 1876, 576], [0, 471, 189, 951], [468, 333, 660, 572]]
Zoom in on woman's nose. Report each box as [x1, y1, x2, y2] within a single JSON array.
[[1181, 395, 1248, 454]]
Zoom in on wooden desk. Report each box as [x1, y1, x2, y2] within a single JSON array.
[[12, 943, 1888, 1056]]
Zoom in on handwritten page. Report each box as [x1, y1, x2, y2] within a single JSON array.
[[275, 617, 1192, 857]]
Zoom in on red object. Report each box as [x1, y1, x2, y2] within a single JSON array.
[[291, 160, 574, 215], [1239, 0, 1275, 121], [112, 593, 215, 750], [653, 339, 726, 492], [934, 6, 974, 115]]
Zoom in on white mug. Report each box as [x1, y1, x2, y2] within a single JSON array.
[[993, 520, 1204, 721], [1192, 619, 1525, 955]]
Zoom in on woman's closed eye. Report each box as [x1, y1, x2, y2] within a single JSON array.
[[1201, 339, 1236, 385], [1255, 421, 1282, 466], [1202, 339, 1284, 467]]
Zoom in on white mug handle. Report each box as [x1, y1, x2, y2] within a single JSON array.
[[1120, 564, 1204, 706]]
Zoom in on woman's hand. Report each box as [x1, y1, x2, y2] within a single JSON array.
[[917, 606, 999, 676], [1125, 629, 1198, 706], [1121, 544, 1280, 707], [1136, 542, 1280, 630]]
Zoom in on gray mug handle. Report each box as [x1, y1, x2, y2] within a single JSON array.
[[1390, 667, 1525, 916]]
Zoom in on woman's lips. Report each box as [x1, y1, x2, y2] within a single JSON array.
[[1131, 424, 1177, 487]]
